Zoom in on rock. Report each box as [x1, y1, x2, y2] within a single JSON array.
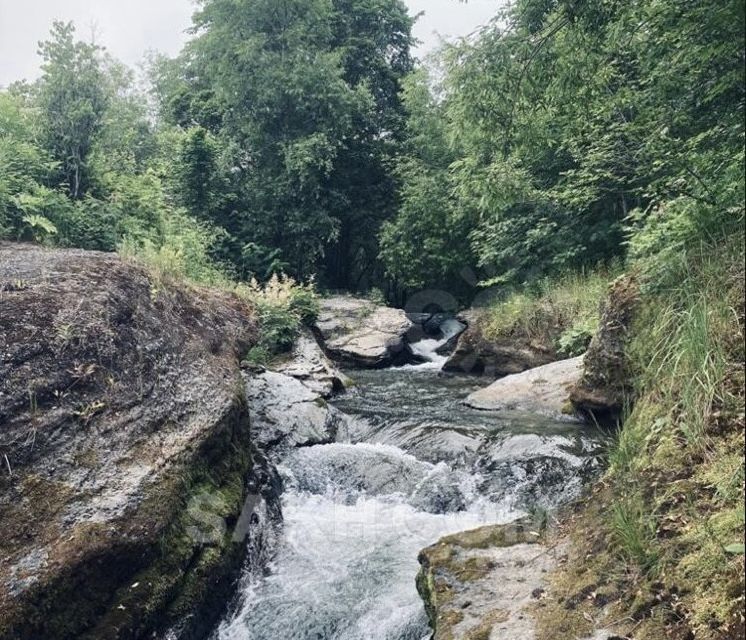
[[443, 310, 558, 376], [570, 275, 640, 424], [272, 328, 350, 398], [0, 243, 279, 640], [246, 370, 349, 454], [464, 357, 584, 419], [416, 522, 564, 640], [313, 296, 413, 368], [475, 431, 604, 510]]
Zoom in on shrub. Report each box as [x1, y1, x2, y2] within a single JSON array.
[[236, 274, 319, 364]]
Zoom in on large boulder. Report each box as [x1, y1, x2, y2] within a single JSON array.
[[0, 243, 279, 640], [570, 276, 640, 423], [416, 522, 561, 640], [443, 310, 558, 376], [464, 357, 584, 420], [312, 296, 413, 368], [244, 369, 349, 455]]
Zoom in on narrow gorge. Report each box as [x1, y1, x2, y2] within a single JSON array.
[[0, 243, 614, 640]]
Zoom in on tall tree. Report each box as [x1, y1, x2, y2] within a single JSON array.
[[37, 22, 108, 199], [156, 0, 414, 284]]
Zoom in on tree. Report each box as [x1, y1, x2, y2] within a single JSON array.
[[36, 22, 109, 199], [379, 68, 475, 298], [156, 0, 414, 284]]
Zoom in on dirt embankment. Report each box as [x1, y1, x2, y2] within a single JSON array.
[[0, 243, 266, 640]]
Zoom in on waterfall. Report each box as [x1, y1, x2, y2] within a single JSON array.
[[405, 317, 465, 370]]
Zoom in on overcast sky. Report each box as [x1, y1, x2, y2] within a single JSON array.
[[0, 0, 499, 87]]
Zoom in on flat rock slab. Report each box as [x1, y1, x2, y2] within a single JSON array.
[[313, 296, 413, 368], [464, 357, 584, 419], [417, 522, 564, 640]]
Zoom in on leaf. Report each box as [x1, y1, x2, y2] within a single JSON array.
[[724, 544, 745, 555]]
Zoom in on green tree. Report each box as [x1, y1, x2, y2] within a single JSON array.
[[156, 0, 414, 284], [37, 22, 109, 199], [379, 68, 475, 296]]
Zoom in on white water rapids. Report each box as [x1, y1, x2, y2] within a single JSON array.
[[213, 332, 603, 640]]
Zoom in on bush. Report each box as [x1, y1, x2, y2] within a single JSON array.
[[235, 274, 319, 364]]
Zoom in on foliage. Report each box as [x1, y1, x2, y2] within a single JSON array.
[[154, 0, 414, 286], [36, 22, 109, 199], [119, 207, 229, 287], [481, 266, 617, 352], [386, 0, 745, 293], [578, 236, 745, 639], [0, 91, 57, 238], [379, 68, 475, 298], [236, 275, 319, 364], [20, 213, 57, 243]]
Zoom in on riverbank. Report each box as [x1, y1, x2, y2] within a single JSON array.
[[436, 241, 745, 640], [1, 241, 742, 640]]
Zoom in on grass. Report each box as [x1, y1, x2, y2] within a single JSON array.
[[482, 264, 621, 356], [610, 494, 660, 575], [535, 236, 745, 640]]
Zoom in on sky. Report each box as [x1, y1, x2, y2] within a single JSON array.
[[0, 0, 499, 87]]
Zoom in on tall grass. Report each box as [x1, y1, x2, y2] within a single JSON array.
[[483, 264, 621, 355], [601, 235, 745, 634], [627, 240, 743, 451], [610, 495, 660, 574]]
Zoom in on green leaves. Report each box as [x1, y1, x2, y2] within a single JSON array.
[[157, 0, 414, 285], [387, 0, 744, 292], [37, 21, 109, 199]]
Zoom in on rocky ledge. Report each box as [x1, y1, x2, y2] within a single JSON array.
[[0, 243, 279, 640], [272, 328, 350, 398], [312, 296, 413, 368], [464, 356, 584, 420], [570, 276, 639, 424], [416, 522, 561, 640], [443, 310, 558, 377]]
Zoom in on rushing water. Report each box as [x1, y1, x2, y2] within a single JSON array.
[[214, 337, 604, 640]]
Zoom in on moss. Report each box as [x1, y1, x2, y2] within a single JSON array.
[[84, 403, 255, 640], [466, 609, 510, 640], [438, 522, 539, 550], [2, 399, 256, 640], [537, 244, 744, 640]]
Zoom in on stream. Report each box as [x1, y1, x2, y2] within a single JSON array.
[[212, 337, 605, 640]]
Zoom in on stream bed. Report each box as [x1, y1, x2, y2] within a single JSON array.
[[213, 358, 605, 640]]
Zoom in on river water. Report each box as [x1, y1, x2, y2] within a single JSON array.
[[213, 340, 604, 640]]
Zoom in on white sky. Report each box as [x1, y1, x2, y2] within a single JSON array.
[[0, 0, 500, 87]]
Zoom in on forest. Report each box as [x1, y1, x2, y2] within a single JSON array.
[[2, 0, 740, 301], [0, 0, 744, 638]]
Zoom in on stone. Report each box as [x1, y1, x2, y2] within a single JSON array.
[[464, 357, 584, 419], [313, 296, 413, 368], [245, 370, 349, 454], [0, 242, 280, 640], [272, 328, 350, 398], [443, 310, 558, 377], [570, 275, 640, 424], [416, 521, 564, 640]]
